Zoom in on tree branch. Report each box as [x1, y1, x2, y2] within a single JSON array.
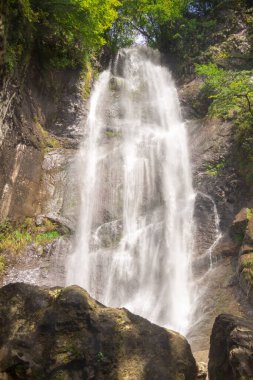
[[234, 93, 253, 115]]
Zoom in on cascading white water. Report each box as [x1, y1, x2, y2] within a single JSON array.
[[197, 192, 222, 268], [66, 47, 195, 334]]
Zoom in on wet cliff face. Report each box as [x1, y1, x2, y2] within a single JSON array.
[[0, 58, 89, 287], [176, 4, 253, 270], [0, 64, 86, 222], [177, 12, 253, 353], [0, 79, 42, 220], [181, 80, 253, 354], [0, 13, 4, 74]]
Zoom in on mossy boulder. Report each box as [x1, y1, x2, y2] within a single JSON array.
[[244, 217, 253, 246], [238, 252, 253, 304], [230, 208, 249, 244], [0, 283, 197, 380]]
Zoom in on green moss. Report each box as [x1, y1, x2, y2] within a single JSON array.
[[0, 256, 5, 273], [234, 232, 244, 245], [205, 160, 225, 176], [241, 254, 253, 285], [5, 45, 18, 73], [35, 120, 61, 153], [196, 63, 253, 186], [247, 208, 253, 221], [105, 129, 122, 138], [0, 218, 63, 254], [49, 288, 62, 299], [0, 228, 32, 254], [83, 60, 93, 100], [34, 231, 60, 245]]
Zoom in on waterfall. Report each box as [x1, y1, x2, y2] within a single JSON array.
[[66, 47, 195, 334]]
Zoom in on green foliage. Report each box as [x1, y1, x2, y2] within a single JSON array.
[[107, 17, 136, 52], [19, 0, 37, 22], [0, 218, 62, 254], [196, 63, 253, 118], [247, 208, 253, 220], [241, 253, 253, 284], [0, 256, 5, 274], [35, 120, 61, 153], [154, 0, 251, 77], [34, 231, 60, 245], [205, 160, 225, 176], [3, 0, 35, 73], [3, 0, 120, 71], [196, 63, 253, 185], [3, 0, 251, 73], [0, 228, 32, 254], [159, 16, 217, 61], [187, 0, 245, 16], [32, 0, 120, 67], [5, 45, 18, 73], [83, 59, 94, 99], [109, 0, 189, 49]]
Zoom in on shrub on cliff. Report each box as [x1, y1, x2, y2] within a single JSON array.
[[196, 62, 253, 184]]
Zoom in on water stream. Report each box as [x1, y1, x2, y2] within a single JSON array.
[[197, 191, 223, 268], [66, 47, 196, 334]]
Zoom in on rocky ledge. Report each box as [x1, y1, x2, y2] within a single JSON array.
[[230, 208, 253, 305], [0, 283, 197, 380], [209, 314, 253, 380]]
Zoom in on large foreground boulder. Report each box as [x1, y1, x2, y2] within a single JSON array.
[[0, 283, 197, 380], [208, 314, 253, 380]]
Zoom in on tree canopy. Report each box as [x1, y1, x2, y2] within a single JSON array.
[[120, 0, 188, 38], [108, 0, 189, 50], [31, 0, 120, 66], [2, 0, 253, 70], [3, 0, 120, 70]]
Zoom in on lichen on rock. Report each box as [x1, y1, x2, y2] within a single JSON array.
[[0, 283, 197, 380]]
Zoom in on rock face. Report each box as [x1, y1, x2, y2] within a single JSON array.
[[0, 63, 86, 286], [0, 13, 4, 75], [0, 64, 86, 223], [208, 314, 253, 380], [178, 8, 253, 351], [228, 209, 253, 305], [230, 208, 250, 241], [0, 283, 197, 380]]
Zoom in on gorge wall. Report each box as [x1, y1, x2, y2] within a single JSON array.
[[0, 2, 253, 379], [0, 56, 90, 287], [175, 6, 253, 355]]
